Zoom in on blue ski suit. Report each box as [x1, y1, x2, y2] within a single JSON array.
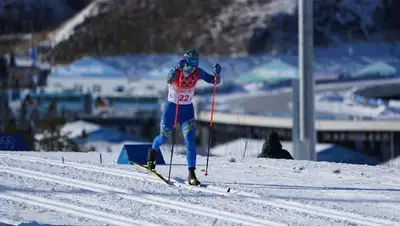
[[152, 67, 219, 168]]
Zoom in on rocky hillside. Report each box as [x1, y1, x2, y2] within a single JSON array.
[[2, 0, 400, 62], [49, 0, 400, 62]]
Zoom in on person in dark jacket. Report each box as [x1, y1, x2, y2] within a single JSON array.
[[258, 132, 293, 159]]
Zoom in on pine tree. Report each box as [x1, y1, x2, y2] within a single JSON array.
[[38, 100, 81, 152]]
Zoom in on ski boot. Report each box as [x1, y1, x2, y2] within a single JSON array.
[[147, 148, 156, 171], [188, 167, 201, 186]]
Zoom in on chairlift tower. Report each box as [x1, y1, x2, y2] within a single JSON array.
[[296, 0, 316, 161]]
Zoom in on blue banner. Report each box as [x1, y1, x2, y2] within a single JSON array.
[[0, 134, 32, 151]]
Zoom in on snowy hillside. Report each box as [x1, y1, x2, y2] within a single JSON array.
[[45, 0, 108, 48], [1, 151, 400, 225], [2, 0, 399, 59], [47, 0, 400, 61], [207, 0, 384, 54], [248, 0, 389, 54]]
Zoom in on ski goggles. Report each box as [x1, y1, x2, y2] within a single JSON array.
[[184, 65, 197, 74], [184, 56, 199, 68]]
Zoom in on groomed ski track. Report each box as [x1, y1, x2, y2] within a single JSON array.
[[0, 154, 284, 226], [0, 153, 399, 226], [0, 190, 156, 226]]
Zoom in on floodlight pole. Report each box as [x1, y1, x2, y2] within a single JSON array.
[[298, 0, 316, 161]]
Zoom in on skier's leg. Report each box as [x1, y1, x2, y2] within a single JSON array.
[[148, 102, 175, 169], [182, 118, 196, 168], [179, 104, 200, 185]]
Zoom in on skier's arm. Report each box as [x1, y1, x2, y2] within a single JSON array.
[[166, 68, 178, 84], [198, 68, 221, 85], [166, 59, 186, 84]]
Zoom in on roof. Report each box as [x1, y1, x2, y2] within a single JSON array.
[[236, 59, 297, 84], [94, 54, 270, 82], [79, 128, 148, 143], [317, 145, 379, 165], [60, 120, 100, 139], [51, 56, 126, 78], [353, 61, 397, 77], [51, 54, 400, 82]]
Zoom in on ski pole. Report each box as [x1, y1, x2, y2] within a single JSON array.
[[168, 73, 182, 182], [205, 61, 219, 176]]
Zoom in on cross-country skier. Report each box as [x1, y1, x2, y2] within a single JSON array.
[[147, 49, 221, 186]]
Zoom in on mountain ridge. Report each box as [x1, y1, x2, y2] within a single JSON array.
[[2, 0, 400, 62]]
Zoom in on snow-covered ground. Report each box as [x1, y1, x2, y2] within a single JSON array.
[[0, 149, 400, 226], [45, 0, 108, 48], [210, 138, 332, 159], [383, 156, 400, 169]]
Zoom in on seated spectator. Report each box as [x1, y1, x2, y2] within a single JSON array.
[[258, 132, 293, 160]]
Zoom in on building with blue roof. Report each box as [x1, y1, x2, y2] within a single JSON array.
[[58, 120, 148, 144], [353, 61, 397, 77], [236, 58, 297, 84], [49, 56, 129, 95], [47, 54, 400, 95], [74, 127, 148, 144], [51, 56, 126, 78]]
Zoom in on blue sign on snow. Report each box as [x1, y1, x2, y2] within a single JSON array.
[[0, 134, 32, 151]]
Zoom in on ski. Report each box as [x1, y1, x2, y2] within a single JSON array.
[[130, 162, 234, 193], [130, 162, 173, 185], [173, 177, 232, 192], [172, 177, 209, 188]]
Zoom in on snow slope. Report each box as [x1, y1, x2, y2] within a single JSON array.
[[45, 0, 108, 48], [383, 157, 400, 169], [195, 0, 387, 54], [0, 150, 399, 226]]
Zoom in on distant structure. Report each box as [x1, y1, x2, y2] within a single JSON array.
[[1, 52, 50, 90]]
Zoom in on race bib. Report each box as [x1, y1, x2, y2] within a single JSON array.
[[168, 85, 195, 105]]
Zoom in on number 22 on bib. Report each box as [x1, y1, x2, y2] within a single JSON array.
[[168, 71, 199, 105]]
